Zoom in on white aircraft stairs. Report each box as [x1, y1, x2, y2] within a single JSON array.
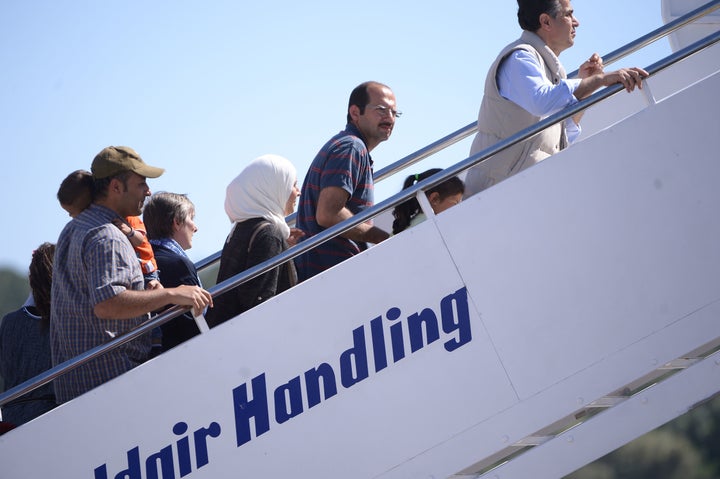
[[1, 2, 719, 478]]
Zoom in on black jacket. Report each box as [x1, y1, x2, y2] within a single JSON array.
[[206, 218, 297, 328], [153, 243, 202, 351]]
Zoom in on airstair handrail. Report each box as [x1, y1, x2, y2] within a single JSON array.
[[2, 22, 719, 411], [576, 0, 720, 73]]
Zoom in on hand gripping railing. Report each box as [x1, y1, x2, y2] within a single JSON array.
[[2, 5, 719, 410]]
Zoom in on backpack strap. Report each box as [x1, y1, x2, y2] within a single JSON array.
[[247, 221, 271, 253]]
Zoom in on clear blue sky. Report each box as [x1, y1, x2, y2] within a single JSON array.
[[0, 1, 671, 273]]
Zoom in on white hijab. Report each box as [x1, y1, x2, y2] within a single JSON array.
[[224, 154, 295, 239]]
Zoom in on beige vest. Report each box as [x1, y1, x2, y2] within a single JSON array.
[[466, 31, 568, 195]]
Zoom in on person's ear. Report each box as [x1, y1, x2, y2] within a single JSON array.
[[428, 192, 441, 205], [109, 178, 122, 194], [539, 13, 552, 30], [348, 104, 361, 122]]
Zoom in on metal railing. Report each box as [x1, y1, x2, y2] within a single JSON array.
[[2, 0, 719, 409]]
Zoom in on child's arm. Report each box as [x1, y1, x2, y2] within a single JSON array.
[[112, 218, 144, 247]]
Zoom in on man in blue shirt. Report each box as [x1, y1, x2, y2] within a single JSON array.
[[295, 81, 398, 281], [465, 0, 649, 196]]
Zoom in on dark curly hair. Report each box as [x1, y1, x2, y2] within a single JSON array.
[[29, 242, 55, 330]]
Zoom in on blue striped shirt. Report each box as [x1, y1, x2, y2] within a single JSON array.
[[295, 123, 375, 281], [50, 204, 151, 403]]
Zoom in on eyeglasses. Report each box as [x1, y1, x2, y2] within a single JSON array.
[[367, 104, 402, 118]]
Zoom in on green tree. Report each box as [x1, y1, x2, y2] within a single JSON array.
[[662, 395, 720, 477], [567, 395, 720, 479], [198, 262, 219, 290], [0, 267, 29, 322], [0, 266, 30, 391], [567, 429, 710, 479]]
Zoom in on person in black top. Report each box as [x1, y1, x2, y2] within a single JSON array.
[[206, 154, 303, 328], [143, 192, 211, 352], [0, 243, 57, 427]]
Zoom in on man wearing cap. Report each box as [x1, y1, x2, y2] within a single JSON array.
[[50, 146, 213, 403]]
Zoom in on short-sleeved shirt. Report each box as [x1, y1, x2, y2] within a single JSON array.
[[295, 123, 375, 281], [50, 204, 150, 403]]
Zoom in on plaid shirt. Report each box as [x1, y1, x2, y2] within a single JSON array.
[[50, 204, 151, 403], [295, 123, 375, 281]]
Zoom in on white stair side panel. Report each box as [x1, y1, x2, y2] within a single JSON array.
[[0, 220, 519, 478], [375, 297, 720, 479], [443, 69, 720, 402]]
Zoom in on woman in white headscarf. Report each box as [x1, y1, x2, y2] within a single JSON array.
[[206, 154, 303, 327]]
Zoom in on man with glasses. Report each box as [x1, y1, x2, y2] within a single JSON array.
[[295, 81, 398, 281], [464, 0, 648, 196]]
